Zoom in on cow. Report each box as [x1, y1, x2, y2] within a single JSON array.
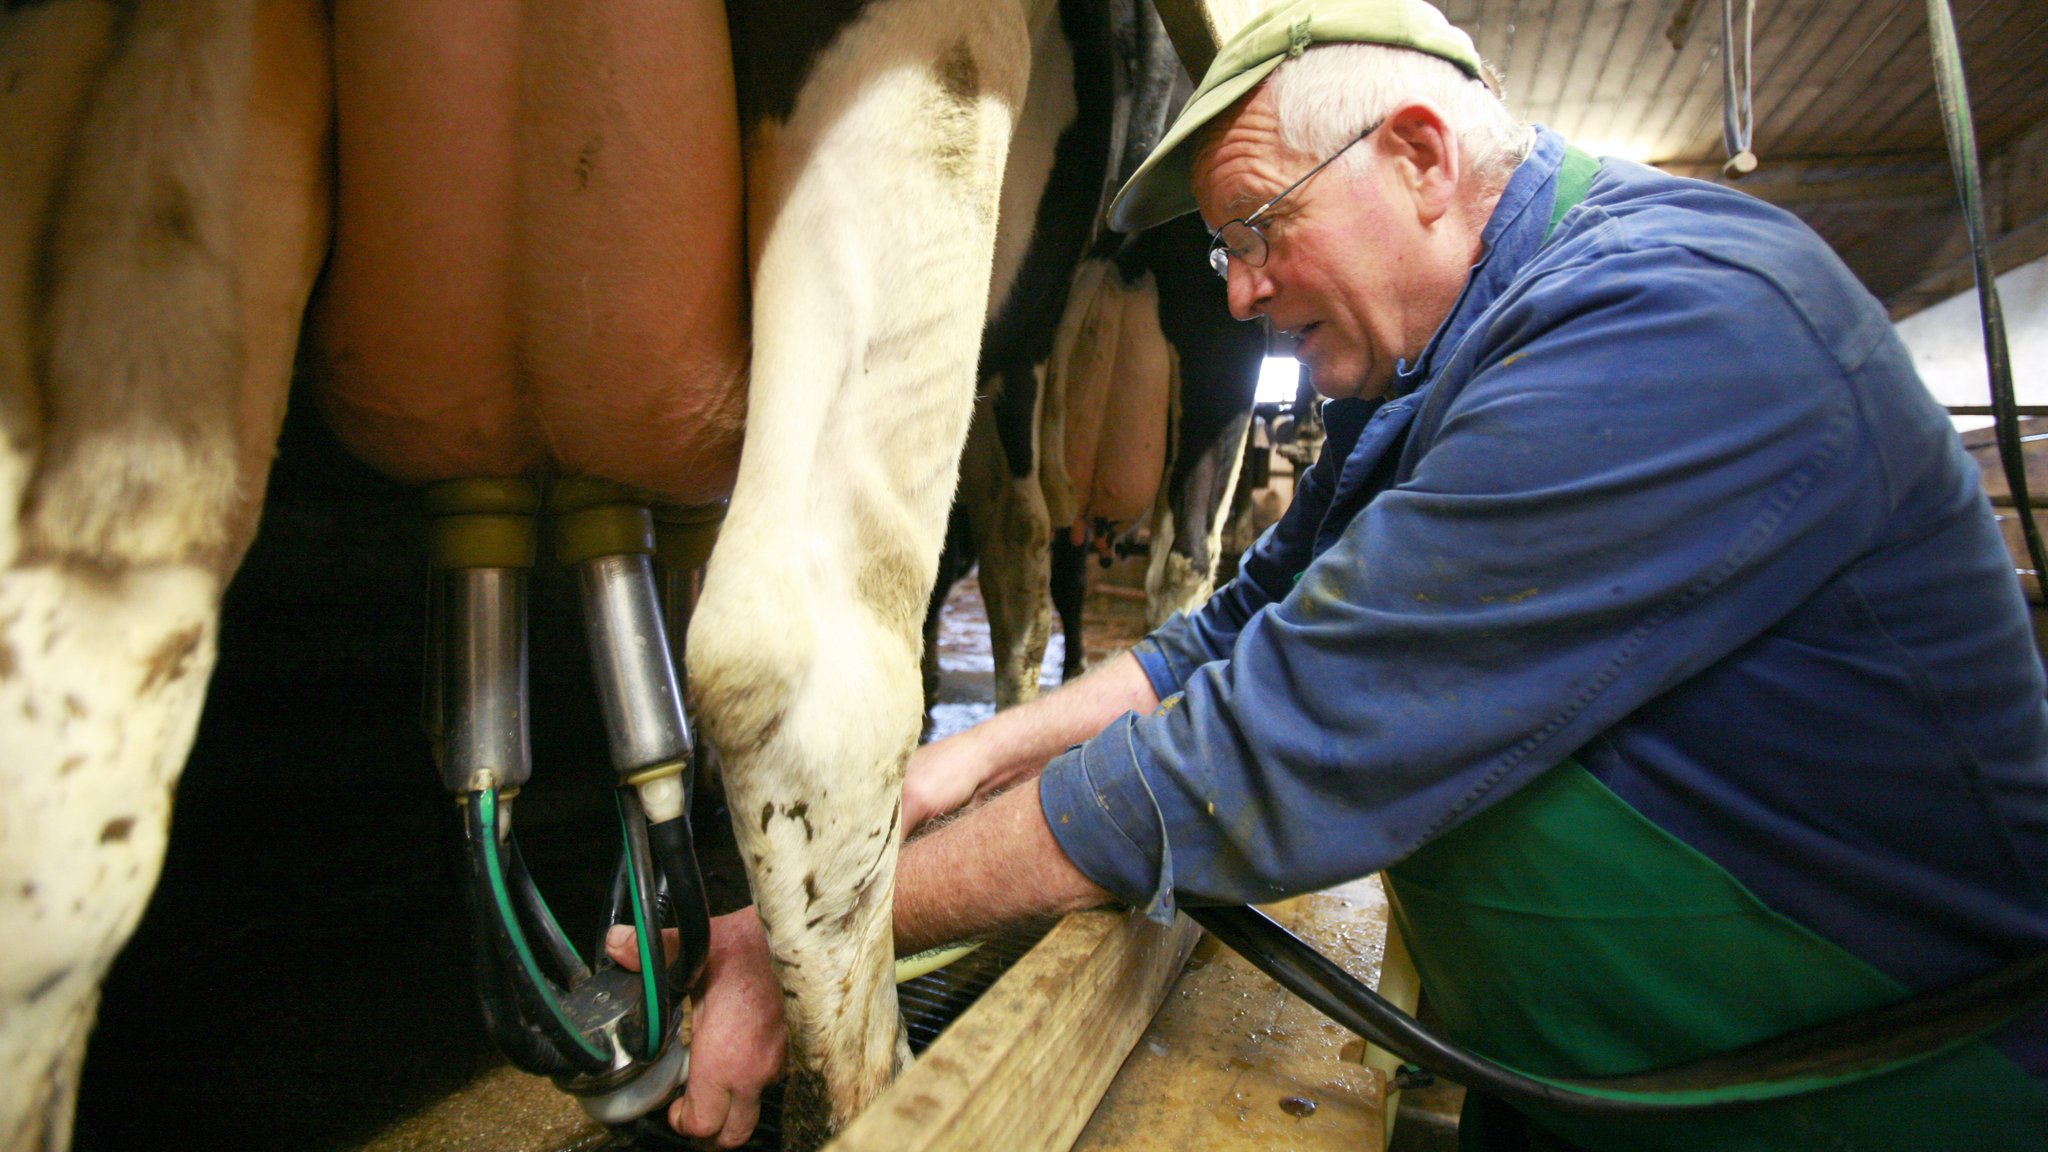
[[934, 208, 1267, 718], [1, 1, 1220, 1147], [927, 6, 1265, 717]]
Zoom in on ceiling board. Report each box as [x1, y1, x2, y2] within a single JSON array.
[[1176, 1, 2046, 313], [1411, 0, 2048, 314]]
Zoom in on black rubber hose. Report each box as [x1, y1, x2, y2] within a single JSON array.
[[649, 815, 714, 991], [461, 800, 605, 1077], [1189, 904, 2048, 1115], [1925, 0, 2047, 592], [613, 793, 674, 1061], [507, 832, 591, 989]]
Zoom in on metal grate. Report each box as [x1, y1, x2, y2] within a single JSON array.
[[597, 917, 1058, 1149]]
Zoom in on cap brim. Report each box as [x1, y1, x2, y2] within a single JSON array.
[[1107, 55, 1286, 234]]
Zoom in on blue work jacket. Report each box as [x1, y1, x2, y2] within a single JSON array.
[[1040, 127, 2048, 1076]]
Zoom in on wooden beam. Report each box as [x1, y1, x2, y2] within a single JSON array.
[[1657, 154, 1954, 210], [1071, 877, 1406, 1152], [1886, 209, 2048, 320], [1885, 111, 2048, 319], [824, 908, 1201, 1152]]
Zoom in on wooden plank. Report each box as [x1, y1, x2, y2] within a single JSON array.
[[1660, 156, 1954, 209], [1885, 111, 2048, 318], [1962, 423, 2048, 505], [825, 908, 1201, 1152], [1764, 1, 1913, 158], [1070, 877, 1406, 1152], [1548, 0, 1641, 141]]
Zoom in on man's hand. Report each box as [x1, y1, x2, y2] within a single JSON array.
[[607, 908, 784, 1148], [903, 652, 1160, 835], [901, 733, 988, 833]]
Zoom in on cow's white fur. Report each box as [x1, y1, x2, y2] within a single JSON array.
[[690, 2, 1062, 1138], [0, 2, 327, 1146], [0, 5, 244, 1145], [0, 568, 219, 1151], [2, 1, 1077, 1146], [27, 0, 254, 569]]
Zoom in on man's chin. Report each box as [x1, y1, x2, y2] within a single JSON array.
[[1305, 359, 1376, 401]]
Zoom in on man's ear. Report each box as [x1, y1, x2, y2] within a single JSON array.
[[1380, 100, 1460, 225]]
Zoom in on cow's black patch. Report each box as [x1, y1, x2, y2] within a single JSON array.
[[1124, 211, 1266, 573], [975, 0, 1120, 475], [727, 0, 873, 127]]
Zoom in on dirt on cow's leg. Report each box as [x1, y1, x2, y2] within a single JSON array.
[[694, 2, 1039, 1142], [0, 1, 328, 1147], [0, 569, 223, 1152]]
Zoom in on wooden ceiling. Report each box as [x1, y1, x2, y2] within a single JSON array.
[[1188, 1, 2048, 318], [1454, 0, 2048, 318]]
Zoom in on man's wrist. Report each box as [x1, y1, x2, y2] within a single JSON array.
[[893, 779, 1111, 955]]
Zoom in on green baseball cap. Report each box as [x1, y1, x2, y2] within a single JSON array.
[[1109, 0, 1484, 233]]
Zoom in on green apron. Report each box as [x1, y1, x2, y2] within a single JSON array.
[[1383, 760, 2048, 1150], [1376, 148, 2048, 1149]]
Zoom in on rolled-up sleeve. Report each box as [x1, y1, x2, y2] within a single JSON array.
[[1043, 240, 1893, 915]]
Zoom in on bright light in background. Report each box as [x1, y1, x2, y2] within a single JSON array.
[[1571, 137, 1659, 165], [1894, 254, 2048, 433], [1256, 355, 1302, 404]]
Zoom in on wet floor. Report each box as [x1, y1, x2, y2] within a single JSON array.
[[69, 396, 1154, 1151], [926, 566, 1152, 744]]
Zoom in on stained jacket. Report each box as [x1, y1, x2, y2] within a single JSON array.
[[1039, 127, 2048, 1076]]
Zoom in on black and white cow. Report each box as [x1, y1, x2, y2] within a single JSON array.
[[925, 1, 1265, 716], [931, 215, 1268, 713], [1, 1, 1225, 1148]]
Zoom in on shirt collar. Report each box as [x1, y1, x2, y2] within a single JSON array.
[[1388, 126, 1568, 396]]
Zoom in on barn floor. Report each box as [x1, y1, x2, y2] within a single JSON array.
[[67, 396, 1157, 1151]]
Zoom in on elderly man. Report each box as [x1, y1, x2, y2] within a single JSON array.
[[627, 1, 2048, 1146]]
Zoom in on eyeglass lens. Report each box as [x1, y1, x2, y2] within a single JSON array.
[[1208, 220, 1267, 280]]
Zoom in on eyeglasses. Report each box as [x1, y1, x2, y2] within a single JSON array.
[[1207, 120, 1383, 280]]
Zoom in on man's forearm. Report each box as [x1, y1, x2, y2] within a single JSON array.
[[894, 777, 1111, 955], [954, 650, 1160, 799]]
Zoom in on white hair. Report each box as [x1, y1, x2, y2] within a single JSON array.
[[1266, 42, 1529, 197]]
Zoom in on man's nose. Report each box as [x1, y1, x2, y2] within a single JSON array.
[[1226, 260, 1269, 322]]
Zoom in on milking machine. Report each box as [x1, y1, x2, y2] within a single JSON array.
[[424, 476, 715, 1125]]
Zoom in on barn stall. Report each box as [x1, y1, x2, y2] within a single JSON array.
[[55, 0, 2048, 1149]]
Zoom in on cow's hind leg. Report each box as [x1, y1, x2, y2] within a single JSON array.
[[958, 376, 1054, 709], [0, 3, 328, 1146], [691, 3, 1035, 1144], [1050, 531, 1088, 682]]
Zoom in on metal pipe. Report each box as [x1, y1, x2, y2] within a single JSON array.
[[442, 568, 531, 793], [577, 553, 691, 786]]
